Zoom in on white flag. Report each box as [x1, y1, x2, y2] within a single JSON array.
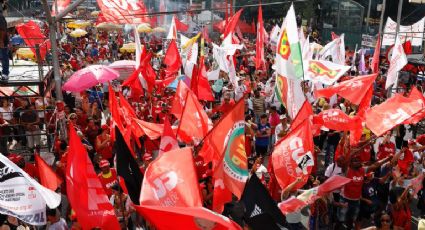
[[385, 35, 407, 89], [167, 16, 177, 40], [304, 60, 350, 85], [0, 154, 61, 225], [319, 34, 345, 65]]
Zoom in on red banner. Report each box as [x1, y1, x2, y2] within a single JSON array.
[[366, 93, 424, 136], [16, 21, 51, 60], [403, 87, 425, 124], [313, 109, 362, 132], [140, 147, 202, 207], [272, 119, 314, 190], [97, 0, 150, 24]]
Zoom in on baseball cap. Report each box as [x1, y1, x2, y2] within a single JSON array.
[[99, 159, 110, 168]]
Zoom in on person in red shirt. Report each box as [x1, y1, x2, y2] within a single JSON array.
[[96, 125, 113, 163], [338, 154, 391, 229], [417, 133, 425, 146], [193, 153, 207, 181], [97, 160, 117, 198], [8, 154, 38, 179], [215, 93, 235, 115], [75, 107, 88, 131], [377, 132, 396, 160], [398, 141, 414, 175]]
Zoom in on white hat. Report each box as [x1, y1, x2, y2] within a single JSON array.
[[279, 114, 288, 120]]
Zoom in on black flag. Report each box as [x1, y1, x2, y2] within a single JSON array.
[[115, 127, 143, 205], [240, 174, 286, 230]]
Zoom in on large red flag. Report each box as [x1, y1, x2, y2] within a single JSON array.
[[289, 100, 313, 131], [171, 81, 190, 117], [314, 73, 378, 105], [212, 179, 233, 213], [176, 89, 210, 144], [134, 205, 242, 230], [366, 93, 424, 136], [357, 85, 374, 119], [158, 117, 178, 155], [272, 119, 314, 190], [16, 21, 51, 60], [223, 9, 243, 39], [122, 65, 144, 100], [313, 109, 362, 132], [371, 35, 381, 73], [96, 0, 150, 24], [35, 154, 62, 191], [163, 40, 182, 77], [403, 87, 425, 124], [67, 124, 120, 229], [199, 100, 247, 210], [255, 6, 265, 70], [140, 147, 202, 207], [108, 84, 122, 142], [131, 118, 164, 140], [193, 56, 215, 101]]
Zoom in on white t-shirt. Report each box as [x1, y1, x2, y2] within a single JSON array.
[[0, 105, 13, 121], [275, 123, 289, 141], [255, 164, 268, 180], [324, 163, 343, 194], [49, 218, 68, 230]]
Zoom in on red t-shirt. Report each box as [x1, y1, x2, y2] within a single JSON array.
[[96, 135, 113, 160], [193, 155, 207, 180], [98, 168, 117, 197], [359, 145, 371, 163], [392, 206, 411, 230], [342, 167, 365, 200], [217, 100, 236, 115], [398, 149, 414, 175], [377, 142, 396, 160]]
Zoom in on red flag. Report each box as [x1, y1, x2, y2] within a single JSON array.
[[289, 101, 313, 131], [212, 179, 233, 213], [174, 16, 189, 32], [163, 40, 182, 77], [16, 20, 51, 60], [371, 35, 381, 73], [140, 147, 202, 207], [140, 52, 157, 93], [51, 0, 71, 15], [96, 0, 150, 24], [272, 119, 314, 190], [176, 89, 210, 144], [199, 99, 247, 212], [108, 84, 122, 141], [171, 81, 190, 117], [158, 117, 178, 155], [357, 85, 374, 119], [194, 56, 214, 101], [366, 93, 424, 137], [255, 5, 265, 71], [34, 154, 62, 191], [403, 87, 425, 124], [134, 205, 242, 230], [132, 118, 164, 140], [313, 109, 362, 132], [122, 66, 144, 100], [67, 124, 120, 229], [223, 9, 243, 39], [279, 175, 351, 214], [314, 73, 378, 105]]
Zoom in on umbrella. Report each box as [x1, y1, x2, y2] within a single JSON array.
[[137, 23, 152, 33], [109, 60, 136, 80], [119, 43, 136, 53], [152, 27, 166, 33], [70, 29, 88, 38], [62, 65, 119, 92], [96, 22, 122, 30], [67, 20, 91, 29], [16, 48, 35, 60]]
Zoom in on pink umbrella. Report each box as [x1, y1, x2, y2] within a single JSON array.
[[108, 60, 136, 80], [62, 65, 119, 92]]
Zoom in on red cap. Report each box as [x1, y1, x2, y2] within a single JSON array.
[[99, 159, 110, 168], [101, 124, 109, 130]]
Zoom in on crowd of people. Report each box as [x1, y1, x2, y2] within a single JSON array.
[[0, 3, 425, 230]]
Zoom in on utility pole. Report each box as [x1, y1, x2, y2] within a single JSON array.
[[40, 0, 86, 100], [378, 0, 386, 35], [365, 0, 372, 34]]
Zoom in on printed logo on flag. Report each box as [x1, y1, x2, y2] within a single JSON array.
[[223, 122, 248, 182], [278, 30, 291, 60], [250, 204, 263, 217], [309, 61, 340, 79], [287, 137, 314, 176]]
